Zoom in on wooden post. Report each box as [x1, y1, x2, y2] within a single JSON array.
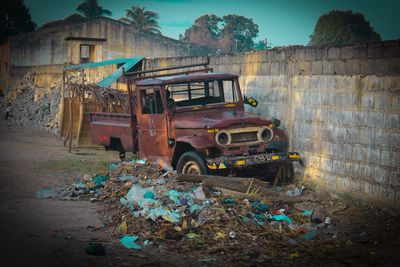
[[68, 89, 74, 153], [76, 70, 85, 148], [59, 70, 65, 139]]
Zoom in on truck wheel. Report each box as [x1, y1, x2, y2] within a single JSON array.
[[273, 162, 294, 185], [176, 151, 208, 175]]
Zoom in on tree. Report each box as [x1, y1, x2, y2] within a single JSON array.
[[0, 0, 36, 40], [182, 14, 222, 48], [310, 10, 381, 46], [181, 14, 259, 53], [220, 14, 259, 52], [76, 0, 112, 19], [40, 14, 87, 29], [119, 6, 161, 34]]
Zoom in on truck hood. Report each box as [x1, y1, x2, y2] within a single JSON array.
[[171, 109, 271, 129]]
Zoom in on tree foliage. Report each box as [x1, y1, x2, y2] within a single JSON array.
[[40, 14, 87, 29], [0, 0, 36, 40], [182, 14, 259, 52], [119, 6, 161, 34], [310, 10, 381, 46], [76, 0, 112, 19]]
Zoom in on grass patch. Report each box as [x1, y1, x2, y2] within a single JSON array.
[[38, 158, 110, 176]]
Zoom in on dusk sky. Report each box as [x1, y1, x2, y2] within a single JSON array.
[[25, 0, 400, 46]]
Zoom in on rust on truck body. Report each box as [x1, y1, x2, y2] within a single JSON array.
[[90, 69, 301, 175]]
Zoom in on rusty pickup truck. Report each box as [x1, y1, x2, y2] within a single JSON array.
[[90, 69, 301, 180]]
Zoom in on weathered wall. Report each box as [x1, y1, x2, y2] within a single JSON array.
[[146, 40, 400, 203], [9, 17, 211, 67]]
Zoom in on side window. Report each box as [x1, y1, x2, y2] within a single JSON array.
[[222, 80, 237, 102], [140, 88, 163, 114]]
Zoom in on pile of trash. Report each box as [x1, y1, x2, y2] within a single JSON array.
[[36, 159, 341, 262]]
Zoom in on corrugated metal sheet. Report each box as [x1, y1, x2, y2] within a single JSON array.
[[65, 58, 134, 70], [96, 57, 144, 87]]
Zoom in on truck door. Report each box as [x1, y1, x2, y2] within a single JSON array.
[[137, 87, 169, 161]]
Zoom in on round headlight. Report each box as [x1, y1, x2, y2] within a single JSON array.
[[259, 127, 273, 142], [216, 131, 229, 145]]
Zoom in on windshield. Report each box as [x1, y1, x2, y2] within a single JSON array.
[[165, 79, 240, 108]]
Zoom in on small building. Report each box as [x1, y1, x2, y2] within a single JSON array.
[[0, 16, 212, 94]]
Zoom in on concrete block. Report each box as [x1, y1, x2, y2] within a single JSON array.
[[388, 171, 400, 187], [332, 159, 346, 176], [388, 58, 400, 75], [374, 129, 391, 148], [383, 113, 400, 129], [320, 157, 333, 173], [305, 47, 317, 60], [353, 44, 368, 59], [266, 50, 276, 61], [359, 127, 375, 145], [360, 60, 376, 74], [380, 149, 397, 168], [367, 43, 384, 59], [328, 47, 341, 59], [270, 62, 280, 75], [322, 60, 335, 74], [340, 46, 353, 59], [373, 168, 390, 185], [295, 48, 306, 61], [275, 49, 286, 61], [311, 61, 323, 75], [391, 133, 400, 149], [383, 41, 399, 58], [367, 111, 384, 128], [345, 59, 361, 74], [334, 60, 347, 75], [352, 145, 367, 162]]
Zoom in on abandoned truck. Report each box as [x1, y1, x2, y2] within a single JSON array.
[[90, 69, 301, 179]]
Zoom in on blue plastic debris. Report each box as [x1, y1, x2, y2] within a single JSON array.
[[118, 173, 134, 182], [251, 201, 269, 213], [107, 162, 119, 171], [120, 235, 141, 250], [92, 175, 109, 187], [143, 191, 155, 199], [301, 230, 320, 240], [302, 209, 313, 216], [271, 214, 294, 224], [222, 197, 236, 205], [35, 189, 57, 199]]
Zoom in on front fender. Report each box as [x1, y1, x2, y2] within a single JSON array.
[[175, 136, 215, 149]]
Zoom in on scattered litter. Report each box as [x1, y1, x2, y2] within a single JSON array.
[[286, 186, 305, 197], [35, 189, 57, 199], [302, 209, 313, 217], [120, 235, 141, 250], [271, 214, 294, 224], [301, 230, 320, 240], [229, 231, 236, 239]]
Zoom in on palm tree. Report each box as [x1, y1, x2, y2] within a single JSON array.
[[76, 0, 112, 19], [120, 6, 161, 34]]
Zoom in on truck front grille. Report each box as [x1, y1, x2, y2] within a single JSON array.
[[231, 132, 258, 143]]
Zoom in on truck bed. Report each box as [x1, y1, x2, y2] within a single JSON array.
[[89, 112, 137, 152]]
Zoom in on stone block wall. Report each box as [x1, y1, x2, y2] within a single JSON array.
[[146, 40, 400, 203]]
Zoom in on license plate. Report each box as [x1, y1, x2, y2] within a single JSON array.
[[236, 160, 246, 166]]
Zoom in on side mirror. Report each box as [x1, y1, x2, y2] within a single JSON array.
[[244, 95, 258, 107]]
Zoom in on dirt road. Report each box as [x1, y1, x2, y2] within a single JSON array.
[[0, 121, 120, 267], [1, 120, 400, 267]]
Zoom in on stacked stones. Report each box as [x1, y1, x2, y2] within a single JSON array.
[[1, 72, 60, 134]]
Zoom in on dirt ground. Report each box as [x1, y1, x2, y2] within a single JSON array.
[[0, 119, 399, 267]]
